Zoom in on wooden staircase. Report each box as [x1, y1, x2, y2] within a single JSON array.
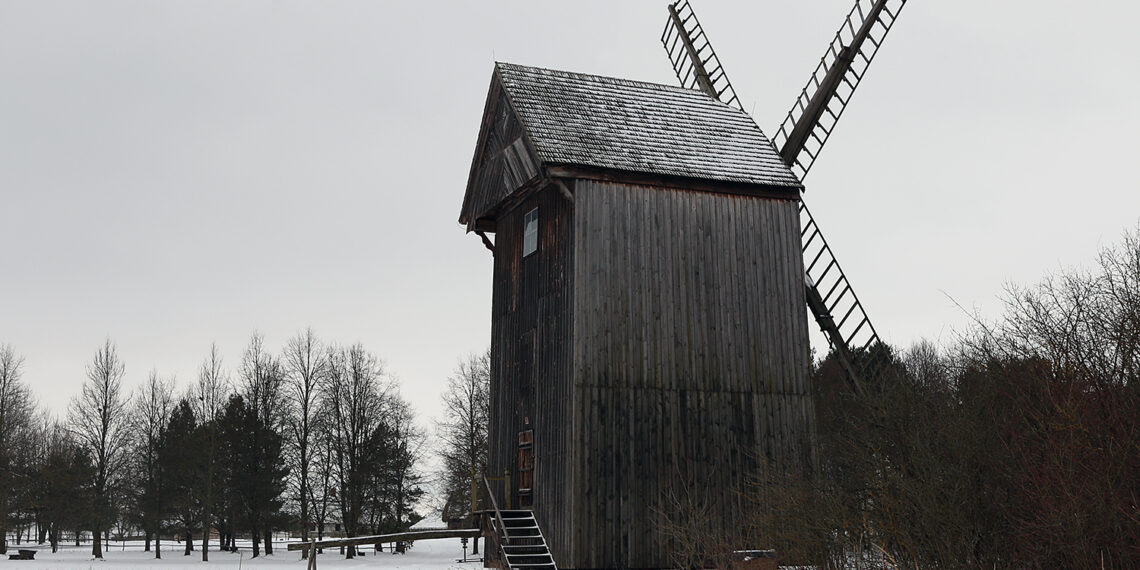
[[482, 475, 556, 570], [492, 510, 556, 570]]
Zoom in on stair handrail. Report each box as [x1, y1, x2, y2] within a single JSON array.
[[482, 474, 510, 546]]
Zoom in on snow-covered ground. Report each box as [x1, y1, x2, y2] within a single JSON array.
[[1, 538, 484, 570]]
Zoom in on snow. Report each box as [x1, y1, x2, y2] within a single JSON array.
[[3, 538, 484, 570]]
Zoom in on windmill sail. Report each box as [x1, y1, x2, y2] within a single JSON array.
[[661, 0, 742, 110], [660, 0, 907, 394], [773, 0, 908, 180], [800, 203, 884, 393]]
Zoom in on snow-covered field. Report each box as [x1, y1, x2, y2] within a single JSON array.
[[0, 539, 483, 570]]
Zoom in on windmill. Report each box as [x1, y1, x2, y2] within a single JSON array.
[[460, 2, 912, 567], [663, 0, 908, 393]]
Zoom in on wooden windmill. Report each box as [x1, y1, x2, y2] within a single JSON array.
[[663, 0, 908, 393], [459, 1, 908, 568]]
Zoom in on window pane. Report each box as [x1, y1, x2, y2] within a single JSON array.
[[523, 208, 538, 256]]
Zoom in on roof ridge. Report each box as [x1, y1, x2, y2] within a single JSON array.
[[495, 61, 713, 101]]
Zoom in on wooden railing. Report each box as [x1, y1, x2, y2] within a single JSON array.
[[483, 474, 509, 546], [285, 528, 479, 552]]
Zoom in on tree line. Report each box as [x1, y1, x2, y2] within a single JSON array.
[[721, 227, 1140, 569], [0, 329, 440, 561]]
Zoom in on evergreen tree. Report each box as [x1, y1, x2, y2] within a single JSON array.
[[219, 395, 288, 558], [33, 426, 93, 553], [376, 396, 426, 534], [158, 399, 203, 555]]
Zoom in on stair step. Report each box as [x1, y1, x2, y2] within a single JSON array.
[[505, 538, 545, 544], [506, 553, 554, 561], [492, 509, 556, 570], [503, 546, 549, 554]]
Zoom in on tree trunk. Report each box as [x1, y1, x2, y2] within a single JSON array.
[[200, 524, 210, 561], [299, 481, 309, 559], [200, 484, 211, 561], [92, 522, 103, 558], [264, 527, 273, 555], [252, 526, 261, 558], [183, 530, 192, 555], [156, 533, 161, 559], [50, 527, 59, 553], [145, 530, 151, 552]]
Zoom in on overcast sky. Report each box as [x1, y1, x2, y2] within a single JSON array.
[[2, 0, 1137, 429]]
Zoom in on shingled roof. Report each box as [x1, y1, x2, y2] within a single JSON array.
[[460, 62, 801, 229], [499, 63, 798, 187]]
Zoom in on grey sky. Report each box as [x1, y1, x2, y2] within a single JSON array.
[[2, 1, 1137, 427]]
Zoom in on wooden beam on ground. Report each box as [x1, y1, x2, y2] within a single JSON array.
[[286, 528, 481, 552]]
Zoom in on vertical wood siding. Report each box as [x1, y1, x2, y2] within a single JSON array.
[[488, 184, 575, 566], [569, 180, 814, 568]]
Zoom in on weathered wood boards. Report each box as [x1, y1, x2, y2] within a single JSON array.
[[568, 181, 813, 568], [285, 529, 480, 552]]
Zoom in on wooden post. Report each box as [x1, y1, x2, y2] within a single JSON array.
[[504, 468, 511, 510]]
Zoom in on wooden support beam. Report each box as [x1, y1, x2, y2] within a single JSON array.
[[475, 229, 495, 253], [286, 528, 481, 552]]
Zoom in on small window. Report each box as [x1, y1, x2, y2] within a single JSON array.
[[522, 208, 538, 257]]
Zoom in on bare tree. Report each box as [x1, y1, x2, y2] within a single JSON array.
[[238, 333, 288, 555], [240, 333, 286, 431], [0, 344, 32, 555], [323, 343, 387, 558], [191, 344, 228, 561], [436, 349, 489, 522], [130, 370, 174, 557], [68, 339, 130, 559], [309, 410, 337, 546], [282, 328, 326, 557]]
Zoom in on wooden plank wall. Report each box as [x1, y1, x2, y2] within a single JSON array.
[[569, 180, 815, 569], [488, 184, 575, 566], [466, 85, 541, 226]]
